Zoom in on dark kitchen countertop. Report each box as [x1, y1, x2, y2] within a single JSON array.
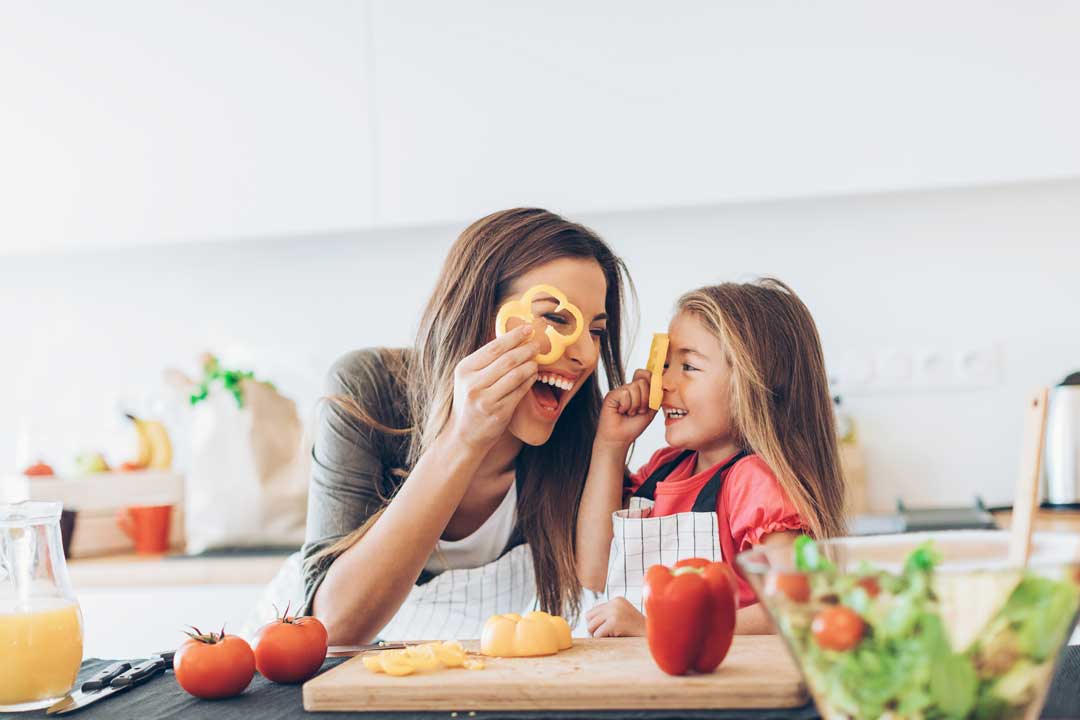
[[15, 645, 1080, 720]]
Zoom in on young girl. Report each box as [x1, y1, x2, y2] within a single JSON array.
[[576, 278, 846, 636]]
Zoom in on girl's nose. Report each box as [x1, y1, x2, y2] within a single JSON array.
[[661, 364, 676, 392]]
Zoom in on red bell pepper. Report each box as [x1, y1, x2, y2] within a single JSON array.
[[642, 557, 738, 676]]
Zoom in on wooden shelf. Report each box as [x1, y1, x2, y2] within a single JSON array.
[[68, 551, 287, 588], [992, 508, 1080, 535]]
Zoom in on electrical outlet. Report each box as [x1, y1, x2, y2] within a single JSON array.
[[831, 344, 1001, 395]]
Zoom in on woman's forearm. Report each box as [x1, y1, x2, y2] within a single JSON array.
[[575, 442, 628, 592], [312, 422, 486, 645]]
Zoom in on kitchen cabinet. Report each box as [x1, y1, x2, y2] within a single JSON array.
[[370, 1, 1080, 227], [0, 1, 374, 256]]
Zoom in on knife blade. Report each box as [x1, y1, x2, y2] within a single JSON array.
[[327, 641, 407, 657], [45, 662, 131, 715], [47, 652, 174, 715]]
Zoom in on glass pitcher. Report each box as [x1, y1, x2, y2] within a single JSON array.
[[0, 501, 84, 712]]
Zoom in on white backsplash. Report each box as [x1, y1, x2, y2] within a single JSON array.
[[3, 179, 1080, 512]]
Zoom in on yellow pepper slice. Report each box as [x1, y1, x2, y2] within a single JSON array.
[[645, 333, 669, 411], [378, 650, 416, 676], [404, 644, 440, 671], [433, 641, 467, 668], [495, 284, 585, 365]]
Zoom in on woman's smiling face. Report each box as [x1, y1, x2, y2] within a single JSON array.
[[499, 257, 609, 446]]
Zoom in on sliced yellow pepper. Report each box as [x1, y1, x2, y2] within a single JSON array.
[[495, 284, 585, 365], [433, 641, 467, 668], [361, 641, 480, 676], [378, 650, 416, 676], [645, 333, 669, 411], [404, 644, 440, 671]]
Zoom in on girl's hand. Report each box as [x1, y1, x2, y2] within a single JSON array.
[[448, 325, 539, 451], [586, 597, 646, 638], [595, 368, 656, 449]]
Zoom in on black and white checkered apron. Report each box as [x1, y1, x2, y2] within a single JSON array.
[[604, 450, 747, 613]]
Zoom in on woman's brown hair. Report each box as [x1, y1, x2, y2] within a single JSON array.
[[676, 278, 846, 540], [314, 208, 633, 620]]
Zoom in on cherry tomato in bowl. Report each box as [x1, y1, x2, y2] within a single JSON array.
[[766, 572, 811, 603], [174, 627, 255, 699], [811, 606, 865, 652]]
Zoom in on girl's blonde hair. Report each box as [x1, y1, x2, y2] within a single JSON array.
[[676, 278, 846, 540], [312, 208, 634, 619]]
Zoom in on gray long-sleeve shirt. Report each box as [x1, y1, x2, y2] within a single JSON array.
[[299, 347, 524, 616]]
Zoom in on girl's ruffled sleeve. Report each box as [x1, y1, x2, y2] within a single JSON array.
[[724, 456, 807, 554]]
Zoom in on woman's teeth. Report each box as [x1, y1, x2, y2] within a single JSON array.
[[538, 374, 573, 391], [664, 408, 688, 419]]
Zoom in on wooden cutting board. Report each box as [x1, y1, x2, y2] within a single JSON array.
[[303, 635, 808, 712]]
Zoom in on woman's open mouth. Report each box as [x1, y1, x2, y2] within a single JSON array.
[[530, 371, 576, 420]]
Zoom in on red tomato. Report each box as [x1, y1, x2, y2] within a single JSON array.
[[856, 576, 881, 598], [173, 628, 255, 699], [811, 606, 865, 652], [23, 461, 54, 477], [766, 572, 811, 603], [253, 615, 328, 684]]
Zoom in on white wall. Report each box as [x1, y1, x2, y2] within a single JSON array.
[[4, 178, 1079, 512], [5, 1, 1080, 254]]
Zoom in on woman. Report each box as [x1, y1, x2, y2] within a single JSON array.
[[301, 208, 633, 645]]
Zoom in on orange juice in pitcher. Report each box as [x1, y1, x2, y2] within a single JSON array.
[[0, 599, 83, 707], [1, 502, 84, 711]]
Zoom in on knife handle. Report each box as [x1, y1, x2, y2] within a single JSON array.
[[81, 662, 131, 692], [111, 658, 166, 688]]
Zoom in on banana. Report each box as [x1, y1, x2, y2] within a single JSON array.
[[125, 413, 153, 468], [144, 420, 173, 469], [125, 414, 172, 470]]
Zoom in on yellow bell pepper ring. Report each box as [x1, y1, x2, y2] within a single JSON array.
[[495, 284, 585, 365]]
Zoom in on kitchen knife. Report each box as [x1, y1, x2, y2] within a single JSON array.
[[46, 652, 174, 715], [45, 662, 131, 715], [328, 641, 407, 657]]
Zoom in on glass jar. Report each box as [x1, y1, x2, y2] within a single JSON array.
[[0, 501, 84, 711]]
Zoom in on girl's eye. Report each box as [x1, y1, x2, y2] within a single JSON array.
[[682, 363, 699, 372], [543, 313, 569, 325], [590, 328, 607, 339]]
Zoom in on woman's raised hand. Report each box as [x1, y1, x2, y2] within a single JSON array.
[[595, 368, 656, 449], [449, 325, 539, 450]]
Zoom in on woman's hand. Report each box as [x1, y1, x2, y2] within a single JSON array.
[[586, 597, 646, 637], [595, 368, 656, 449], [448, 324, 540, 451]]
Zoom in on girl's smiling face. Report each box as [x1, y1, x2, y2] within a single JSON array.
[[661, 312, 737, 457]]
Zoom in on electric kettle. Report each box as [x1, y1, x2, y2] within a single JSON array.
[[1044, 372, 1080, 506]]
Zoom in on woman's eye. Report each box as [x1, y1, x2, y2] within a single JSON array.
[[590, 328, 607, 339], [682, 363, 699, 372], [543, 313, 569, 325]]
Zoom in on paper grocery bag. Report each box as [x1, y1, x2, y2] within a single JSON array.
[[185, 379, 309, 554]]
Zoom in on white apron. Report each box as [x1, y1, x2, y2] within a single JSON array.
[[603, 450, 746, 612], [376, 542, 537, 641]]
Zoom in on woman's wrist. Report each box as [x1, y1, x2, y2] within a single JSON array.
[[435, 415, 491, 466]]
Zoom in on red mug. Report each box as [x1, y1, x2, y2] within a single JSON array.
[[116, 504, 172, 555]]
